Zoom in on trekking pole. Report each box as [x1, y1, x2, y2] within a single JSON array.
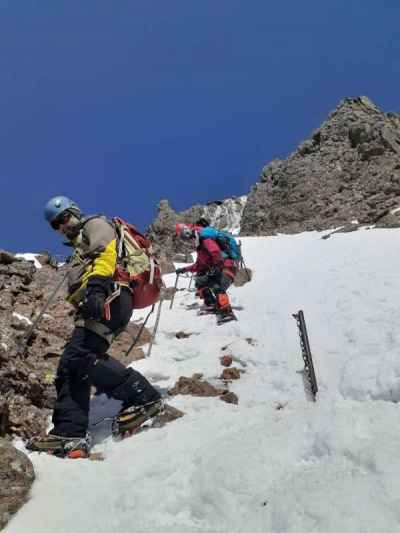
[[23, 266, 70, 347], [23, 246, 104, 350], [146, 293, 164, 358], [169, 273, 180, 310], [188, 273, 193, 290], [124, 304, 155, 358]]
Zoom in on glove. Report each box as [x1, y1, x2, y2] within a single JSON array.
[[80, 278, 108, 320], [175, 268, 186, 275]]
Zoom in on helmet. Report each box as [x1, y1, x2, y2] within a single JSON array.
[[175, 223, 194, 240], [44, 196, 81, 223]]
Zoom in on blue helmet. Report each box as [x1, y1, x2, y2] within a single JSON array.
[[44, 196, 81, 223]]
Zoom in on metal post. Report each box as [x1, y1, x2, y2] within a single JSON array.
[[124, 304, 155, 358], [293, 310, 318, 400], [169, 273, 180, 310], [146, 295, 164, 358]]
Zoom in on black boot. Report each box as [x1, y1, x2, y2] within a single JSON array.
[[111, 368, 161, 410], [112, 399, 164, 439]]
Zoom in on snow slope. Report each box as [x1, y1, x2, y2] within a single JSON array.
[[7, 229, 400, 533]]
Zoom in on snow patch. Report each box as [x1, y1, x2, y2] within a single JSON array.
[[15, 253, 42, 269], [9, 228, 400, 533], [12, 312, 33, 325]]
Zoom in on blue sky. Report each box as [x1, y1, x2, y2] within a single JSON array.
[[1, 0, 399, 255]]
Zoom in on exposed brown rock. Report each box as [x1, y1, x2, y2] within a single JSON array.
[[154, 404, 185, 426], [109, 322, 150, 366], [220, 367, 242, 380], [168, 374, 224, 397], [0, 438, 34, 530], [220, 391, 239, 405], [220, 355, 233, 367], [0, 250, 18, 265], [175, 331, 192, 339]]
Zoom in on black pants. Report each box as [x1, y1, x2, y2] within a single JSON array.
[[195, 270, 233, 305], [51, 288, 160, 437]]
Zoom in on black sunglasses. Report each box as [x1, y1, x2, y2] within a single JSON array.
[[51, 212, 71, 230]]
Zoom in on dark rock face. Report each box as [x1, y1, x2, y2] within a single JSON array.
[[241, 96, 400, 235], [0, 438, 35, 530], [146, 200, 193, 265]]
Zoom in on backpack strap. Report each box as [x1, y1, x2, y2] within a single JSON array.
[[149, 256, 155, 284], [116, 222, 125, 261]]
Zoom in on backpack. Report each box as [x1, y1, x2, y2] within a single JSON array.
[[199, 227, 242, 261], [112, 217, 162, 309]]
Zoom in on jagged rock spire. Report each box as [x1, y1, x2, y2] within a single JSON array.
[[241, 96, 400, 235]]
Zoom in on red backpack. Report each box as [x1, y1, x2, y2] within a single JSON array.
[[113, 217, 162, 309]]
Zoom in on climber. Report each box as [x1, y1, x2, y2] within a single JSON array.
[[175, 223, 237, 323], [26, 196, 162, 458]]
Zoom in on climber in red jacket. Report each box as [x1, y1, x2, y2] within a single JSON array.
[[175, 224, 236, 321]]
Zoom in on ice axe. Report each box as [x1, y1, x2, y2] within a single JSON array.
[[146, 293, 164, 358]]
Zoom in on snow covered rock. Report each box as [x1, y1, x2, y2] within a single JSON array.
[[147, 196, 247, 259]]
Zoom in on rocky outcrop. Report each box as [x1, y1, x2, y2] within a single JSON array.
[[0, 438, 35, 530], [196, 196, 246, 235], [147, 196, 246, 261], [241, 96, 400, 235], [146, 200, 193, 265]]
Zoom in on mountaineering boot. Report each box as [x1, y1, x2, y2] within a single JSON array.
[[202, 287, 217, 307], [25, 433, 91, 459], [215, 293, 237, 324], [216, 292, 231, 312], [112, 399, 165, 439], [216, 310, 237, 325], [197, 303, 217, 315]]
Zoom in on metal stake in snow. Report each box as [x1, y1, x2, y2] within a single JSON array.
[[124, 304, 155, 358], [293, 310, 318, 401], [146, 293, 164, 358], [238, 240, 251, 281], [169, 273, 180, 310]]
